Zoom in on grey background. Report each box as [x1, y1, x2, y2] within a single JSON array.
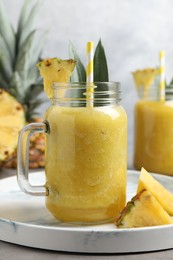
[[4, 0, 173, 167]]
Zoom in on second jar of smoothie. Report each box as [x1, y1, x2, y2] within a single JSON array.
[[134, 99, 173, 175]]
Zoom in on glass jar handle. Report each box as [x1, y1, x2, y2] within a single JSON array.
[[17, 122, 48, 196]]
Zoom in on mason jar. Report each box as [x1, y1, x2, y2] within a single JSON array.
[[17, 82, 127, 224], [134, 86, 173, 176]]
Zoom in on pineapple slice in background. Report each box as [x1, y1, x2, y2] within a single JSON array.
[[0, 0, 47, 169], [132, 68, 159, 98], [116, 189, 173, 228], [0, 89, 25, 160], [137, 168, 173, 216], [37, 58, 76, 98]]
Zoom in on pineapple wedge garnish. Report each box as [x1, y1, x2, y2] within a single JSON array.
[[37, 58, 76, 98], [137, 168, 173, 216], [0, 89, 25, 161], [116, 189, 173, 228], [132, 68, 159, 98]]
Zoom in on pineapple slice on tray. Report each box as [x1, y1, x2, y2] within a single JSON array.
[[137, 168, 173, 215], [37, 58, 76, 98], [0, 89, 25, 161], [116, 168, 173, 229], [116, 189, 173, 228]]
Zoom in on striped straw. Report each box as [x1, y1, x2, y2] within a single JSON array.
[[86, 41, 94, 107], [159, 51, 165, 102]]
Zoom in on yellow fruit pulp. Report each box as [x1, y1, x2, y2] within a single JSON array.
[[134, 100, 173, 175], [0, 89, 25, 160], [37, 58, 76, 98], [117, 189, 173, 228], [44, 105, 127, 223], [137, 168, 173, 215]]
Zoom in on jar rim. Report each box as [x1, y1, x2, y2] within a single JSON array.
[[51, 82, 121, 106], [52, 81, 121, 90]]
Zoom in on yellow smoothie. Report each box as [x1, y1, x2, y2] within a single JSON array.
[[134, 100, 173, 175], [45, 105, 127, 223]]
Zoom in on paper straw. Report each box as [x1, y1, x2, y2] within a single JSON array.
[[159, 51, 165, 102], [86, 41, 94, 107]]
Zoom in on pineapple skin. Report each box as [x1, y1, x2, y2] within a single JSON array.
[[0, 118, 45, 169], [116, 189, 173, 228], [0, 133, 45, 169], [137, 168, 173, 216]]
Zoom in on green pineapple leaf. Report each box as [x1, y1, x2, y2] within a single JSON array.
[[69, 41, 86, 82], [15, 30, 36, 72], [15, 29, 47, 95], [27, 83, 44, 98], [28, 66, 41, 86], [28, 97, 45, 111], [0, 0, 15, 62], [94, 39, 109, 82], [9, 72, 23, 101], [28, 30, 47, 69], [17, 0, 43, 48], [16, 51, 31, 95], [0, 35, 11, 63], [17, 0, 34, 34], [0, 54, 13, 82], [24, 84, 46, 121], [0, 72, 8, 89], [68, 40, 109, 83], [169, 78, 173, 85], [0, 35, 13, 81]]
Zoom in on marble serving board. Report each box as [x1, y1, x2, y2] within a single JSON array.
[[0, 170, 173, 253]]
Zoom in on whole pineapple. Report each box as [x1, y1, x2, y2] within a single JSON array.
[[0, 0, 47, 168]]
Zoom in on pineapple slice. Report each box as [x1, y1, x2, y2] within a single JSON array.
[[116, 189, 173, 228], [0, 89, 25, 161], [37, 58, 76, 98], [132, 68, 159, 98], [137, 168, 173, 216]]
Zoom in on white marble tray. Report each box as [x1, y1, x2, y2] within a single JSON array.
[[0, 170, 173, 253]]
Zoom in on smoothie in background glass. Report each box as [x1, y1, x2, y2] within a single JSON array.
[[133, 66, 173, 176], [134, 100, 173, 175]]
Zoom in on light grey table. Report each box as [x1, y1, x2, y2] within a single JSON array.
[[0, 169, 173, 260]]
